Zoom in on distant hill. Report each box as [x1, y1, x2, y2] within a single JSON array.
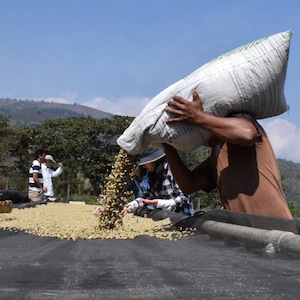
[[278, 159, 300, 205], [0, 98, 114, 127]]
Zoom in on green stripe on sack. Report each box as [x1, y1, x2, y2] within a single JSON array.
[[209, 36, 269, 63]]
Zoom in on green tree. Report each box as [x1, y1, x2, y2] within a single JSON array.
[[0, 115, 31, 190], [28, 116, 134, 198], [178, 146, 220, 211]]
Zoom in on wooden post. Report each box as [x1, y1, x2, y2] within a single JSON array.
[[67, 183, 70, 202]]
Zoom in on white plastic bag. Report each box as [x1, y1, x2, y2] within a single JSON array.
[[117, 31, 292, 155]]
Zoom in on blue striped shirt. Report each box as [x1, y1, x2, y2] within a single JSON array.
[[29, 160, 43, 191]]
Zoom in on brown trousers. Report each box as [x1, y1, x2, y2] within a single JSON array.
[[28, 190, 43, 202]]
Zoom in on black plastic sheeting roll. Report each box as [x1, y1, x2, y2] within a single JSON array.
[[0, 190, 31, 203], [136, 207, 300, 254], [135, 207, 300, 234]]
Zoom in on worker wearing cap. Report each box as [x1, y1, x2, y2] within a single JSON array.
[[121, 149, 194, 216], [41, 154, 64, 202]]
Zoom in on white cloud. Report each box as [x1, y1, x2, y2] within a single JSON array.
[[82, 96, 151, 117], [260, 119, 300, 163]]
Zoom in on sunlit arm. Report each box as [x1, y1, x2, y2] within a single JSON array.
[[165, 90, 258, 147], [162, 143, 210, 195]]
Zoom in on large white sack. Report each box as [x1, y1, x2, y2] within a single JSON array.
[[117, 30, 292, 155]]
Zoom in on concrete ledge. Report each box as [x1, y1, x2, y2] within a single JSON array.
[[68, 201, 86, 205]]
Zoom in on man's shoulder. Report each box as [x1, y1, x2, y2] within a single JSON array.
[[32, 159, 41, 166], [31, 160, 42, 171]]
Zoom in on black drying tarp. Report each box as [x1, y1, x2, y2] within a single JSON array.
[[1, 208, 300, 299], [0, 230, 300, 300]]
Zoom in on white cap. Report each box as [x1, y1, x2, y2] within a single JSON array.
[[45, 154, 56, 163]]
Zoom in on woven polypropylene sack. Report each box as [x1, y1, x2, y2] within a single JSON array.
[[117, 31, 292, 155]]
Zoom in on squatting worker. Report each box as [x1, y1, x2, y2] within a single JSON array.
[[163, 90, 292, 219], [28, 149, 47, 202], [121, 149, 194, 216]]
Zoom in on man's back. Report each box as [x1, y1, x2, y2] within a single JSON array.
[[211, 114, 292, 219]]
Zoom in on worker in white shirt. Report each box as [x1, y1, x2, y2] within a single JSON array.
[[41, 154, 64, 202]]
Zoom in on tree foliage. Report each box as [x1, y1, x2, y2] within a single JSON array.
[[1, 113, 300, 213], [0, 115, 32, 190], [178, 146, 221, 210], [278, 159, 300, 214], [0, 115, 134, 199]]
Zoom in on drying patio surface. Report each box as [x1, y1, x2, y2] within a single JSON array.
[[0, 205, 299, 299]]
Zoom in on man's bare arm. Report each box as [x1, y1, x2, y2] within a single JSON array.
[[165, 90, 258, 147], [163, 143, 210, 194]]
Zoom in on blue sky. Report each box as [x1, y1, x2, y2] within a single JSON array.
[[1, 0, 300, 162]]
